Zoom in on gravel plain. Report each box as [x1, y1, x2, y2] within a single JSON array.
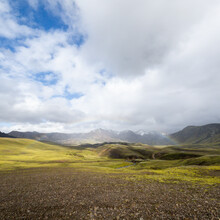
[[0, 168, 219, 220]]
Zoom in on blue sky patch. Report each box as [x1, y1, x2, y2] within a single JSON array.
[[0, 37, 16, 52], [64, 92, 83, 100], [52, 92, 83, 100], [64, 86, 84, 100], [9, 0, 68, 31], [52, 86, 84, 100], [33, 72, 59, 86], [0, 122, 13, 129], [99, 69, 114, 79], [0, 36, 29, 52], [68, 34, 87, 48]]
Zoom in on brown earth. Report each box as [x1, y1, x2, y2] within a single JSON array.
[[0, 168, 219, 220]]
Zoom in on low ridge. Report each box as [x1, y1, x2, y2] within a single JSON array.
[[0, 131, 15, 138]]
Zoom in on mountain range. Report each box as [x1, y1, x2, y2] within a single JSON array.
[[1, 123, 220, 145], [8, 129, 173, 145]]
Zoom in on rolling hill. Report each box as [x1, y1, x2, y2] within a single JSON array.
[[1, 138, 219, 169]]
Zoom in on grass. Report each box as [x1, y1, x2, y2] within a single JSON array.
[[127, 163, 220, 185], [0, 138, 220, 185], [0, 138, 105, 170]]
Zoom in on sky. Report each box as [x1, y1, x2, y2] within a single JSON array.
[[0, 0, 220, 133]]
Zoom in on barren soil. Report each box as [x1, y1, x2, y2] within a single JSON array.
[[0, 168, 219, 220]]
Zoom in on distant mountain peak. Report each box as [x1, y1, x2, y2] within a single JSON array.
[[135, 129, 149, 136], [135, 130, 161, 136]]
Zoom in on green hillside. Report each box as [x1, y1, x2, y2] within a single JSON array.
[[97, 143, 154, 159], [0, 138, 220, 185], [170, 123, 220, 144], [94, 142, 220, 163], [0, 138, 101, 170]]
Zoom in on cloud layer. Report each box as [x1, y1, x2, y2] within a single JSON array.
[[0, 0, 220, 133]]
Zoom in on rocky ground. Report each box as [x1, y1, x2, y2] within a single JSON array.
[[0, 168, 219, 220]]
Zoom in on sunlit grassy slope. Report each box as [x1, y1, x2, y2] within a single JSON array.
[[0, 138, 104, 170], [0, 138, 219, 185]]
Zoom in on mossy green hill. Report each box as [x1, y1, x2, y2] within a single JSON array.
[[0, 138, 220, 185], [0, 138, 102, 170]]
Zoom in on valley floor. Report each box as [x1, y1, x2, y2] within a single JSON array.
[[0, 167, 219, 220]]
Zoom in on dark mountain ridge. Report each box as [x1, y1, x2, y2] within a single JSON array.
[[0, 131, 15, 138], [170, 123, 220, 144]]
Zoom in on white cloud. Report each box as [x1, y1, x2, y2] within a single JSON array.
[[0, 0, 220, 133], [0, 0, 36, 38], [77, 0, 220, 77], [27, 0, 39, 10]]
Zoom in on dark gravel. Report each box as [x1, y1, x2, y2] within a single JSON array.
[[0, 168, 219, 220]]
